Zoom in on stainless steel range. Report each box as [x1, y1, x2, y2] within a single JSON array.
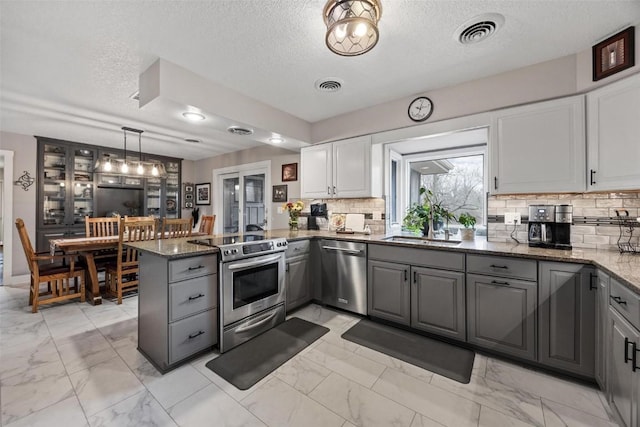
[[190, 234, 288, 353]]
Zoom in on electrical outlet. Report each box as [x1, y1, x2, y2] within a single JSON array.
[[504, 212, 522, 225], [277, 207, 283, 214]]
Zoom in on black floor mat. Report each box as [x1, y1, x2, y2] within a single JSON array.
[[206, 317, 329, 390], [342, 319, 475, 384]]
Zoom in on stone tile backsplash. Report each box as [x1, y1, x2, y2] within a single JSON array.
[[301, 198, 386, 234], [488, 191, 640, 251]]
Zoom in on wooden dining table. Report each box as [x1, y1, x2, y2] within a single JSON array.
[[51, 232, 206, 305]]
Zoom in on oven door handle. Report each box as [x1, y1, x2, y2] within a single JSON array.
[[234, 309, 280, 333], [227, 254, 282, 271], [322, 246, 363, 255]]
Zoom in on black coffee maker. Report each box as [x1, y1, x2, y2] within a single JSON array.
[[528, 204, 572, 249], [307, 203, 327, 230]]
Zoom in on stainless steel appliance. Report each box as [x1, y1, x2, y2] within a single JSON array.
[[528, 204, 572, 249], [189, 235, 288, 352], [320, 240, 367, 315], [308, 203, 327, 230]]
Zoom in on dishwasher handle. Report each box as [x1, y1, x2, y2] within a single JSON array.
[[322, 245, 364, 255]]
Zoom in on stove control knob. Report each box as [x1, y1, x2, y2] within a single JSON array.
[[232, 249, 239, 254], [224, 250, 231, 255]]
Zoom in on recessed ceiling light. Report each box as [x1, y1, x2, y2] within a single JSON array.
[[269, 136, 285, 144], [182, 112, 206, 121]]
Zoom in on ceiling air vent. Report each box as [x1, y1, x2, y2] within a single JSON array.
[[184, 138, 202, 144], [129, 90, 140, 101], [454, 13, 504, 45], [227, 126, 254, 136], [315, 78, 343, 93]]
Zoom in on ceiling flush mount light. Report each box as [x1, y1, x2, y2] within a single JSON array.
[[324, 0, 382, 56], [182, 111, 206, 121], [94, 127, 167, 178]]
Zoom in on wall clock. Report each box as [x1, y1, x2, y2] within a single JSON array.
[[408, 97, 433, 122]]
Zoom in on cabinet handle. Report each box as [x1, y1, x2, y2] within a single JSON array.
[[188, 330, 205, 339], [286, 263, 290, 272], [490, 280, 511, 287], [633, 342, 640, 372], [188, 293, 205, 301], [490, 264, 508, 269], [589, 273, 596, 291], [610, 295, 627, 306], [625, 337, 633, 364], [333, 186, 336, 195], [494, 176, 498, 190], [404, 269, 408, 282], [590, 169, 596, 186], [188, 265, 205, 271], [328, 186, 331, 195], [413, 271, 417, 283]]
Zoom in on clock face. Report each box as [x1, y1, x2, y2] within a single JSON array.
[[408, 97, 433, 122]]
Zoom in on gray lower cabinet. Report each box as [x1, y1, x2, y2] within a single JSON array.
[[607, 278, 640, 427], [138, 252, 218, 372], [538, 262, 596, 378], [368, 260, 410, 325], [412, 266, 465, 340], [595, 269, 610, 389], [467, 273, 537, 361], [285, 240, 311, 312]]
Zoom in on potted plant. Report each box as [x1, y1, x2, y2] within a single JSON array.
[[402, 187, 451, 238], [458, 212, 476, 240]]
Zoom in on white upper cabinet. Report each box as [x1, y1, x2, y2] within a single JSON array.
[[587, 73, 640, 192], [490, 95, 586, 194], [301, 135, 382, 199]]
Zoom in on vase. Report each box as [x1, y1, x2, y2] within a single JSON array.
[[421, 223, 430, 237], [461, 228, 475, 241], [289, 216, 299, 231]]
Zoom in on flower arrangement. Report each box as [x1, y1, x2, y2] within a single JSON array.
[[283, 200, 304, 230]]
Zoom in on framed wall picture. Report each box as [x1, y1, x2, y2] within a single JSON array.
[[593, 26, 635, 81], [183, 182, 194, 208], [282, 162, 298, 182], [195, 182, 211, 205], [272, 184, 287, 202]]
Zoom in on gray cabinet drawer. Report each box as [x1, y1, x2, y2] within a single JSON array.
[[286, 239, 310, 258], [610, 278, 640, 330], [467, 254, 537, 281], [169, 274, 217, 322], [169, 309, 217, 364], [369, 244, 464, 271], [169, 255, 217, 283]]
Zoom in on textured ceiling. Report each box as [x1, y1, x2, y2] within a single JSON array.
[[1, 1, 639, 160]]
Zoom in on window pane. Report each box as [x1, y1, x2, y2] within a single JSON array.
[[390, 160, 397, 223]]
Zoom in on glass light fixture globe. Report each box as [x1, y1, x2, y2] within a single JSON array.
[[137, 163, 144, 175], [121, 162, 129, 173], [324, 0, 382, 56], [151, 165, 159, 176], [103, 160, 112, 172]]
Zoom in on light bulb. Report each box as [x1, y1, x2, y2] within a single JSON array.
[[335, 23, 347, 38], [354, 22, 368, 37], [59, 182, 65, 187], [121, 162, 128, 173], [137, 163, 144, 175], [103, 160, 112, 172], [151, 165, 159, 176], [76, 183, 81, 187]]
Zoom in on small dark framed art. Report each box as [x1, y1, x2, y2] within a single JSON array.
[[195, 182, 211, 205], [593, 26, 635, 81], [272, 185, 287, 202], [282, 163, 298, 182], [183, 182, 194, 208]]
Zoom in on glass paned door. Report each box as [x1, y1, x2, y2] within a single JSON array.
[[222, 174, 240, 233], [220, 169, 268, 234], [72, 148, 95, 225], [42, 143, 68, 226], [244, 173, 266, 231]]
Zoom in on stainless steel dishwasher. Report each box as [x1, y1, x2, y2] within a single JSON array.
[[320, 239, 367, 315]]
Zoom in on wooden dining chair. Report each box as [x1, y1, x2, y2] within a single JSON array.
[[161, 217, 193, 238], [15, 218, 85, 313], [105, 217, 155, 304], [85, 216, 119, 237], [199, 215, 216, 235]]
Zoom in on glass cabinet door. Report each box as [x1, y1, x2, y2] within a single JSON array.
[[72, 148, 95, 225], [42, 143, 68, 226], [165, 161, 180, 218], [146, 177, 162, 218]]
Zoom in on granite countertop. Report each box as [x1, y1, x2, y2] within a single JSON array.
[[127, 229, 640, 295]]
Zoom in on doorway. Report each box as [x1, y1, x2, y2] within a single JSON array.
[[0, 150, 14, 286], [214, 161, 271, 234]]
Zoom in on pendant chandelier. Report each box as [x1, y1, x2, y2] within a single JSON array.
[[323, 0, 382, 56], [94, 127, 167, 178]]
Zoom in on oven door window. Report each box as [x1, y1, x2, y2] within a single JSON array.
[[233, 263, 279, 309]]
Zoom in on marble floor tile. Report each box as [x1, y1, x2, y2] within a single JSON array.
[[241, 377, 345, 427], [70, 356, 145, 416], [168, 383, 265, 427], [472, 353, 488, 377], [141, 364, 210, 409], [290, 306, 360, 333], [541, 398, 619, 427], [485, 358, 609, 419], [342, 422, 359, 427], [3, 396, 88, 427], [303, 341, 386, 388], [110, 333, 146, 371], [56, 329, 119, 374], [96, 317, 138, 344], [88, 391, 177, 427], [353, 345, 433, 384], [371, 368, 480, 427], [0, 335, 60, 380], [409, 414, 447, 427], [0, 318, 51, 349], [478, 405, 538, 427], [274, 354, 332, 394], [319, 329, 362, 352], [1, 360, 75, 425], [46, 315, 97, 340], [429, 373, 545, 426], [308, 372, 416, 427]]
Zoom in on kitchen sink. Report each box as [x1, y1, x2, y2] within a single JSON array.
[[381, 236, 462, 245]]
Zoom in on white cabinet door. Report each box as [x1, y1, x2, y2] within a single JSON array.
[[300, 143, 332, 199], [490, 95, 586, 194], [333, 135, 371, 198], [587, 73, 640, 192]]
